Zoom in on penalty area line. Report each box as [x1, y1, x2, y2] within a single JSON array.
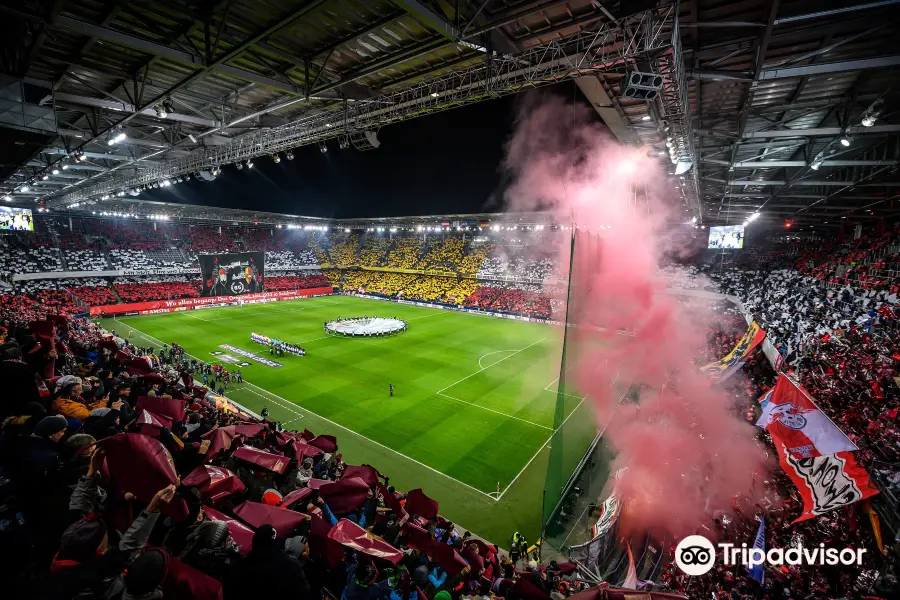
[[109, 318, 499, 501], [436, 391, 552, 431]]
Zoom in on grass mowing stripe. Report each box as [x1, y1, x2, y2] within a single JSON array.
[[101, 295, 610, 543], [109, 312, 501, 500]]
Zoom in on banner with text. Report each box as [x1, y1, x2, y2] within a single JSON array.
[[198, 252, 265, 296], [89, 287, 332, 316]]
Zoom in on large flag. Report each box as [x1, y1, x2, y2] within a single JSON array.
[[777, 444, 878, 522], [756, 374, 857, 459], [622, 544, 638, 589], [700, 321, 766, 382], [744, 517, 765, 584]]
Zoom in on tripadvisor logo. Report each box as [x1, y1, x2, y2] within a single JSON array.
[[674, 534, 866, 576]]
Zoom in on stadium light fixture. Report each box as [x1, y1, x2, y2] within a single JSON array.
[[41, 175, 48, 180], [52, 169, 59, 175], [839, 131, 852, 147], [3, 195, 10, 201], [246, 160, 254, 169], [236, 162, 243, 170], [861, 98, 884, 127], [344, 228, 350, 233], [61, 164, 68, 170], [286, 151, 294, 160], [430, 92, 439, 98], [641, 115, 651, 121], [155, 104, 167, 119], [318, 142, 328, 153], [19, 185, 28, 192], [271, 154, 281, 163], [108, 132, 127, 145]]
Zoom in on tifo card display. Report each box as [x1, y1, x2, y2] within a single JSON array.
[[198, 251, 265, 296]]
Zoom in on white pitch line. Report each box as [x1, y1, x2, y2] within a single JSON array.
[[478, 349, 516, 370], [111, 317, 498, 500], [407, 311, 450, 321], [437, 337, 546, 395], [496, 383, 629, 502], [436, 391, 552, 430]]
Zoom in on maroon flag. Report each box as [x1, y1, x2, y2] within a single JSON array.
[[136, 396, 186, 422], [328, 518, 404, 564], [432, 542, 468, 577], [163, 556, 223, 600], [462, 546, 485, 572], [202, 424, 265, 460], [134, 409, 171, 428], [98, 433, 188, 521], [281, 487, 314, 510], [403, 522, 435, 556], [97, 339, 119, 352], [291, 440, 323, 461], [342, 464, 381, 488], [125, 357, 154, 377], [377, 483, 406, 518], [308, 434, 338, 453], [232, 446, 289, 474], [405, 489, 438, 520], [182, 465, 247, 503], [233, 501, 308, 539], [510, 578, 551, 600], [307, 512, 343, 567], [203, 506, 254, 555], [318, 476, 370, 514], [29, 320, 55, 339]]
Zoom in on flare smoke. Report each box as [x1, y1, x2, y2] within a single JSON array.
[[502, 95, 764, 538]]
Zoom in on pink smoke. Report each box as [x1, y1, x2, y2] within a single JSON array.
[[502, 95, 766, 539]]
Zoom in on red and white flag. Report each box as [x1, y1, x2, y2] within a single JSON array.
[[777, 443, 878, 522], [756, 374, 856, 459]]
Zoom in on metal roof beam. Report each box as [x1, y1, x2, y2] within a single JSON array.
[[54, 92, 219, 127], [680, 21, 766, 27], [743, 124, 900, 138], [759, 55, 900, 80], [733, 160, 898, 168], [773, 0, 900, 25], [50, 15, 310, 95], [723, 179, 900, 187], [391, 0, 459, 41]]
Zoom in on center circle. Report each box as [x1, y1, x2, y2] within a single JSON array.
[[324, 317, 408, 337]]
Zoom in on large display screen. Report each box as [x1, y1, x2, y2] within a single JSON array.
[[0, 207, 34, 231], [708, 225, 744, 249], [198, 252, 265, 296]]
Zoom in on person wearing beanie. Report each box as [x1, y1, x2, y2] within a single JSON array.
[[222, 523, 311, 600], [46, 484, 176, 600]]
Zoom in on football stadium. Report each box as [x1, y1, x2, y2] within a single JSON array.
[[1, 1, 900, 599]]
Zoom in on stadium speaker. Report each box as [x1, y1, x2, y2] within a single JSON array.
[[621, 71, 664, 100], [196, 170, 217, 182], [349, 129, 381, 151]]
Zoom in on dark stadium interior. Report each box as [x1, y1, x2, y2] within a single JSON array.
[[1, 1, 900, 599]]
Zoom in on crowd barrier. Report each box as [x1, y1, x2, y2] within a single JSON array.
[[89, 287, 333, 316]]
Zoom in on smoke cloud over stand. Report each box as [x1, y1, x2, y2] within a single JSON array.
[[501, 95, 765, 539]]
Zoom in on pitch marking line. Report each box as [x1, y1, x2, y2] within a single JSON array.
[[437, 337, 546, 395], [436, 391, 552, 430], [495, 361, 616, 502], [111, 318, 498, 500], [478, 349, 516, 370]]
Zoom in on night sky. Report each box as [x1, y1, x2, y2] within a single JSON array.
[[140, 81, 594, 219]]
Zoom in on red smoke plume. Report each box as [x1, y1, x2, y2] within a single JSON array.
[[502, 95, 765, 539]]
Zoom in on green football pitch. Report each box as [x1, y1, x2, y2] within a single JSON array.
[[100, 294, 617, 544]]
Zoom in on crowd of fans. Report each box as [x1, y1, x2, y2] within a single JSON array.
[[0, 302, 592, 600]]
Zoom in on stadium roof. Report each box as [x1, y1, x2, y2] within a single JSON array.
[[0, 1, 897, 229], [56, 197, 552, 229]]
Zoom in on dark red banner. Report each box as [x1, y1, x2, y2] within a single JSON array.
[[90, 287, 333, 316]]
